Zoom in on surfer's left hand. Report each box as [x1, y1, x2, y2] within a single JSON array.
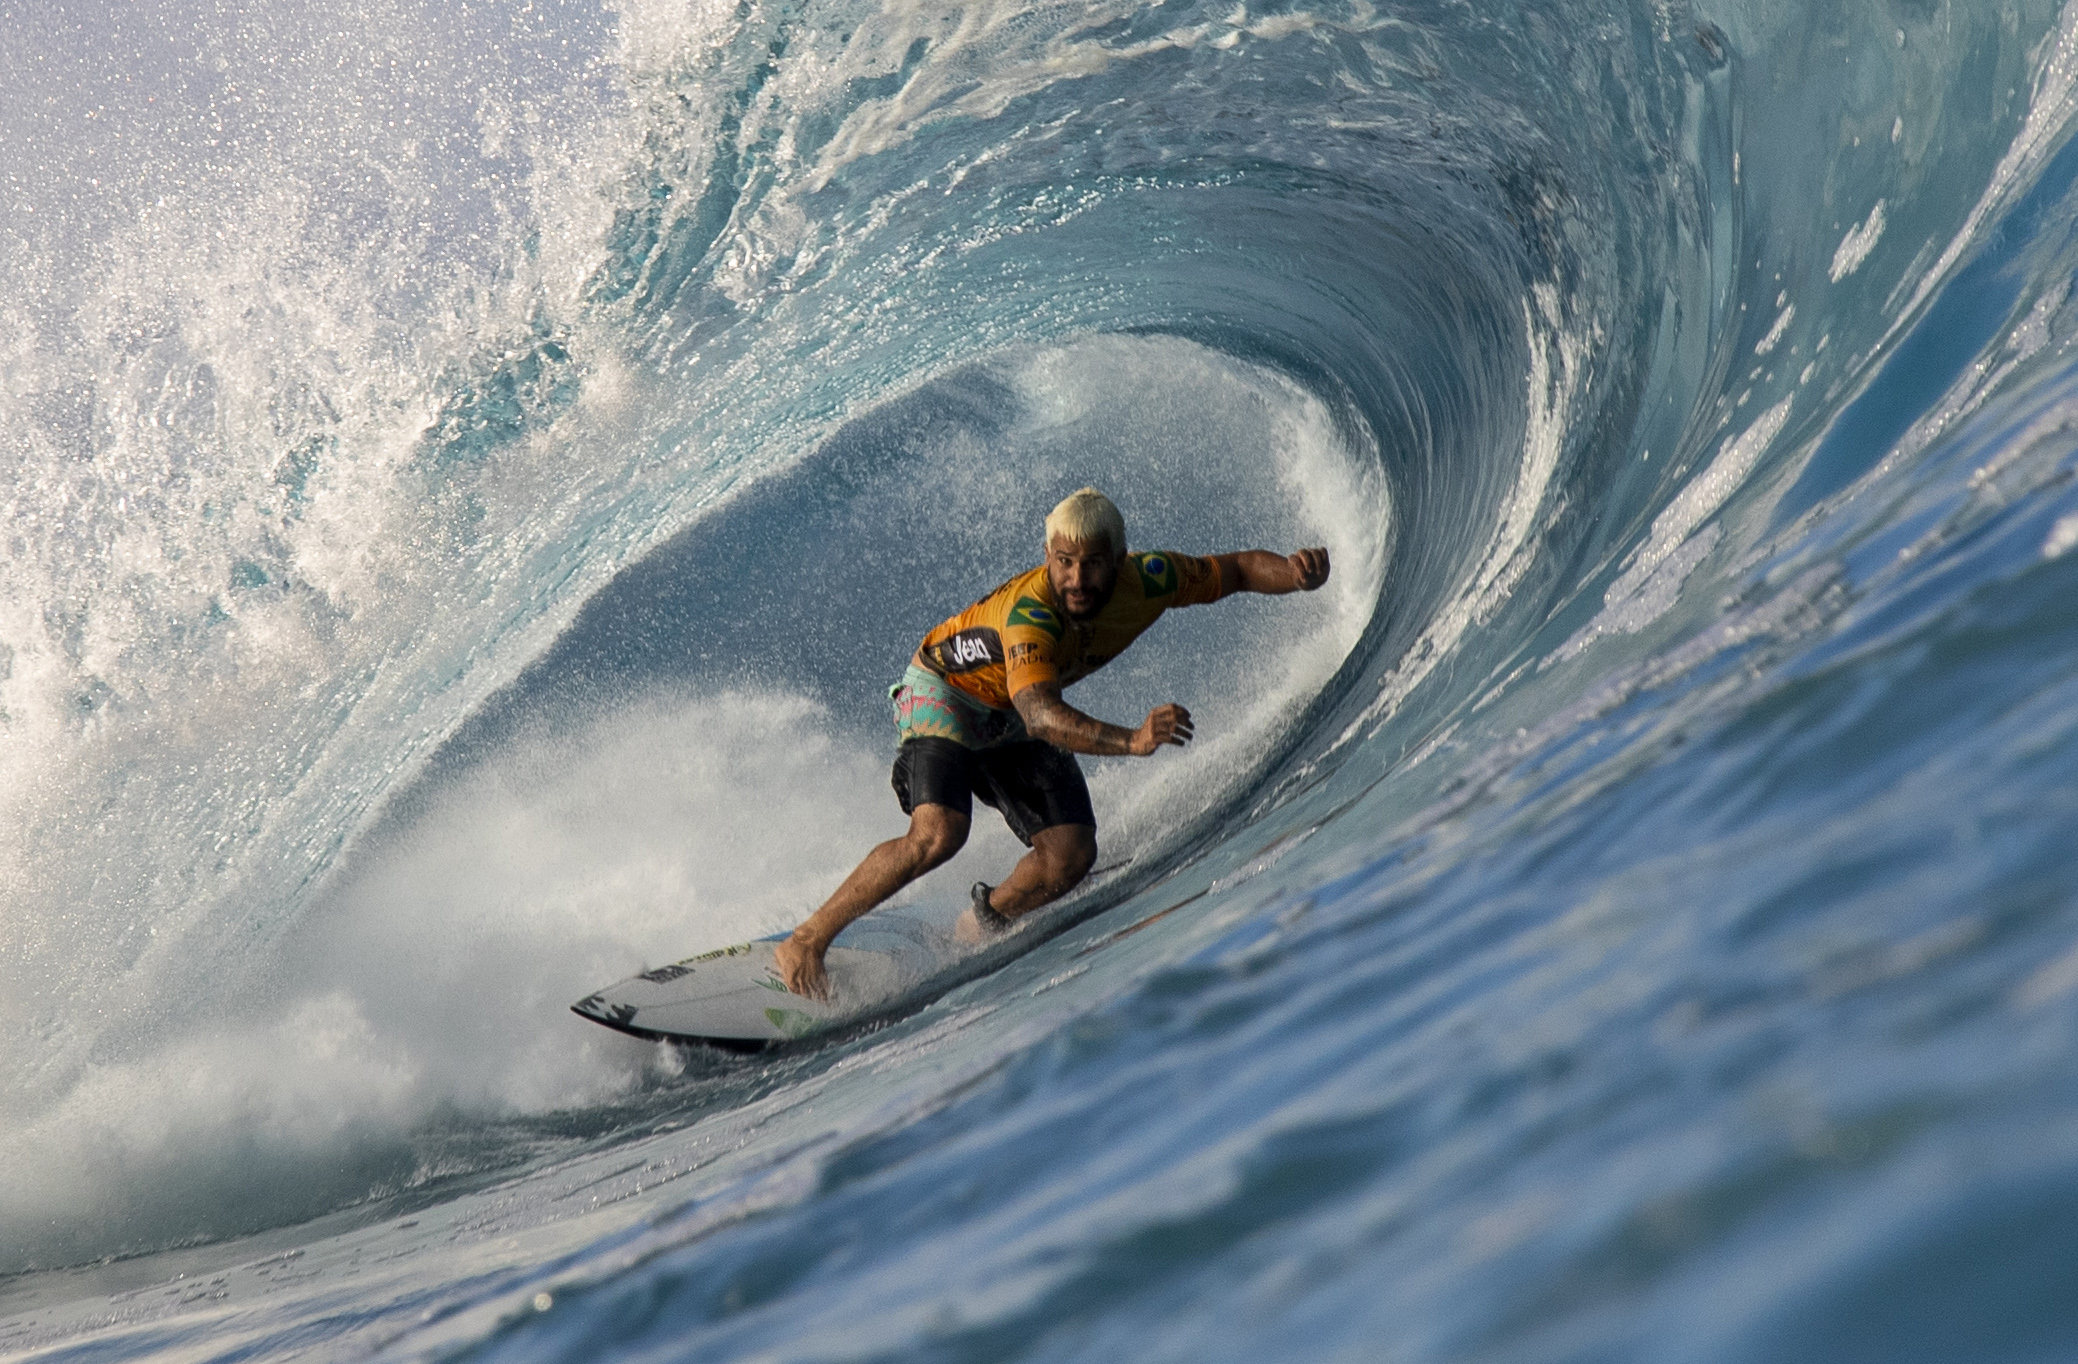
[[773, 934, 831, 1002]]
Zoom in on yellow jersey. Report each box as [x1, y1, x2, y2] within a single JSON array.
[[915, 551, 1227, 711]]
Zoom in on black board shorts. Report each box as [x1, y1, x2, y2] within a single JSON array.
[[892, 736, 1095, 845]]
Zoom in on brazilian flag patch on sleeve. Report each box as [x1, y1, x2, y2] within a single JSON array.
[[1007, 596, 1065, 639], [1134, 552, 1179, 598]]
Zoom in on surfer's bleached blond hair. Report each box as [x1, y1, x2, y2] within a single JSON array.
[[1044, 487, 1127, 557]]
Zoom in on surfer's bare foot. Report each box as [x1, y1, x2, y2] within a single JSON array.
[[773, 934, 831, 1002]]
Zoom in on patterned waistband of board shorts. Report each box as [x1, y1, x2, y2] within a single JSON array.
[[889, 663, 1027, 750]]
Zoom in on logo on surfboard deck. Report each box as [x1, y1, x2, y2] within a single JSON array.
[[1007, 597, 1064, 638], [574, 994, 637, 1026], [764, 1007, 822, 1038]]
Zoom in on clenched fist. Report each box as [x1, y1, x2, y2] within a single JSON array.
[[1288, 547, 1331, 591]]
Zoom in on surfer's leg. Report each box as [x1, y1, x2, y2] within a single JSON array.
[[818, 736, 979, 920], [777, 803, 969, 998], [959, 740, 1098, 926], [987, 822, 1098, 918], [777, 738, 979, 998], [808, 802, 971, 928]]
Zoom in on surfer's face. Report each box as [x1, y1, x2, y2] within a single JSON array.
[[1047, 535, 1121, 620]]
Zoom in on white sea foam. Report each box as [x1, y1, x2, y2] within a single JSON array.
[[1550, 394, 1794, 664], [0, 690, 902, 1268], [2043, 511, 2078, 560], [1829, 200, 1888, 282]]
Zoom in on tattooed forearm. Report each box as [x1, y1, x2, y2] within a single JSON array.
[[1014, 684, 1138, 756]]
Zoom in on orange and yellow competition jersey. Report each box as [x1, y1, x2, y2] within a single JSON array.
[[915, 551, 1227, 711]]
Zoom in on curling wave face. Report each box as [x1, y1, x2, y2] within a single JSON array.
[[6, 0, 2078, 1358]]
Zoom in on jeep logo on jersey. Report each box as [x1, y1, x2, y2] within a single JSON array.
[[1136, 553, 1178, 597], [1007, 597, 1064, 638], [929, 627, 1003, 674]]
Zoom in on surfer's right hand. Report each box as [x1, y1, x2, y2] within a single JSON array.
[[1130, 703, 1194, 755], [773, 934, 831, 1002]]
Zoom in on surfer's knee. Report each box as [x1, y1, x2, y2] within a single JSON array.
[[1033, 824, 1097, 892], [904, 804, 969, 869]]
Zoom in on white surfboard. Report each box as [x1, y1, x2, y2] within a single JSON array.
[[571, 939, 910, 1047]]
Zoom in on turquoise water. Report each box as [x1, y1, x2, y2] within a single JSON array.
[[6, 0, 2078, 1360]]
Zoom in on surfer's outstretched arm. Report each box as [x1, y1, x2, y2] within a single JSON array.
[[776, 804, 969, 1001], [1212, 547, 1330, 595]]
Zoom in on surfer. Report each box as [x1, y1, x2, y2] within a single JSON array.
[[774, 488, 1331, 1001]]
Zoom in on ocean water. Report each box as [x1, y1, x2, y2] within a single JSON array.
[[6, 0, 2078, 1357]]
